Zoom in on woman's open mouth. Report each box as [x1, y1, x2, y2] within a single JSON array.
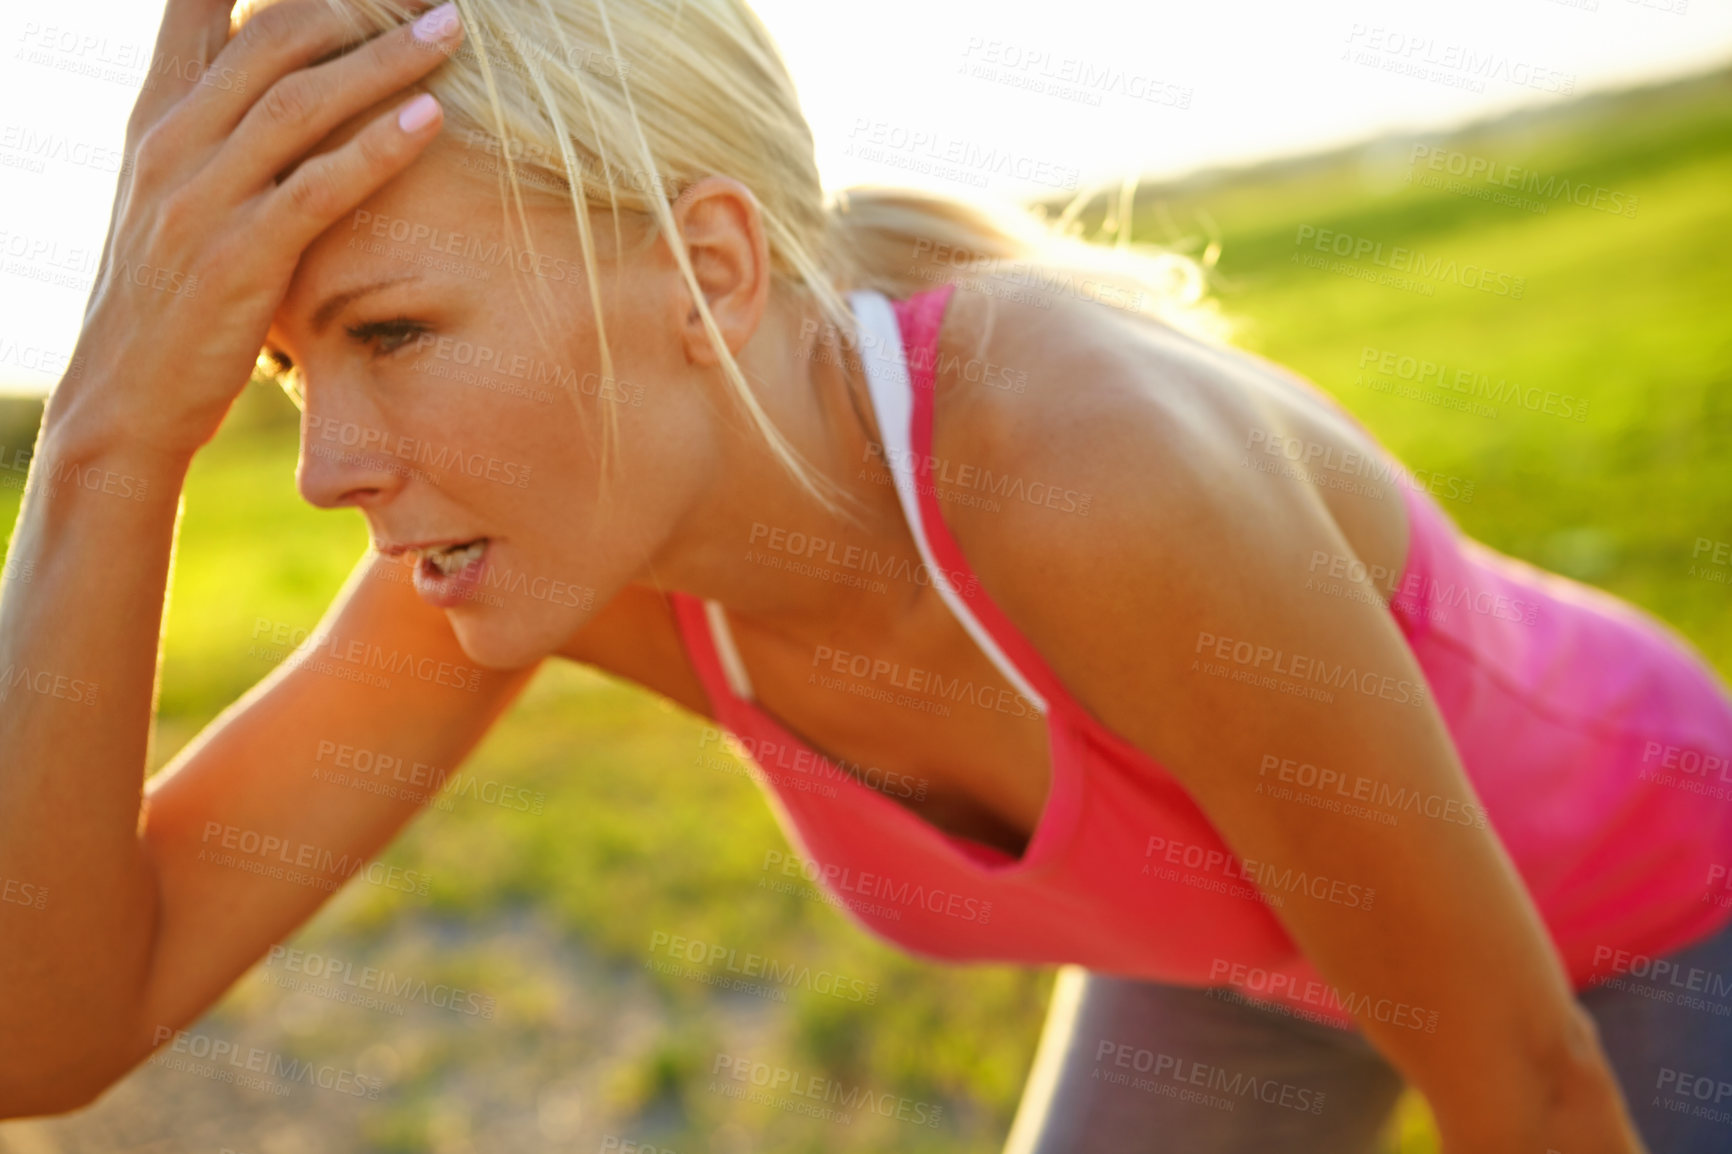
[[411, 538, 491, 608]]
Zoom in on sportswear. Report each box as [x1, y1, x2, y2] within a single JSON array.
[[667, 283, 1732, 1029]]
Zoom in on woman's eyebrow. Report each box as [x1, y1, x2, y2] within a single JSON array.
[[311, 273, 423, 334]]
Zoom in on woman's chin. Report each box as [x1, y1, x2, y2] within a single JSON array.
[[445, 610, 565, 673]]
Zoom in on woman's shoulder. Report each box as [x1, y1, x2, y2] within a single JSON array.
[[924, 281, 1414, 729], [925, 281, 1269, 548]]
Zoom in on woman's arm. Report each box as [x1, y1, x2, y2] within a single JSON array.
[[0, 427, 191, 1111], [0, 528, 532, 1116], [960, 403, 1646, 1153], [0, 0, 490, 1114]]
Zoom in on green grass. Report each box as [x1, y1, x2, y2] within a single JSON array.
[[5, 66, 1732, 1153]]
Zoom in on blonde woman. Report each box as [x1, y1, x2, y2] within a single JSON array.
[[3, 1, 1729, 1150]]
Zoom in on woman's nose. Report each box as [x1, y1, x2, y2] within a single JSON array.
[[295, 409, 413, 510]]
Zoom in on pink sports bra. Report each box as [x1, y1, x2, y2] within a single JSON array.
[[666, 282, 1732, 1030]]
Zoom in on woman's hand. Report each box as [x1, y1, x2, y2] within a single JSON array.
[[52, 0, 465, 459]]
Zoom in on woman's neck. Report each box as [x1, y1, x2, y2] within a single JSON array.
[[639, 290, 933, 640]]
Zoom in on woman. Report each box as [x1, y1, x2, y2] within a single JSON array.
[[1, 0, 1727, 1149]]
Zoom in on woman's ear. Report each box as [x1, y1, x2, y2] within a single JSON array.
[[669, 175, 770, 366]]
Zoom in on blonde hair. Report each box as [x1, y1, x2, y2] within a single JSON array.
[[244, 0, 1225, 518]]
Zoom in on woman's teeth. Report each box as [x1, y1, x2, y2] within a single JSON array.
[[424, 540, 486, 575]]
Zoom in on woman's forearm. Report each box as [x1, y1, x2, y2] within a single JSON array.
[[1429, 1001, 1646, 1154], [0, 397, 193, 1110]]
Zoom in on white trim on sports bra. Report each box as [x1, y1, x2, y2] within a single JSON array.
[[846, 289, 1050, 714], [702, 288, 1048, 715], [703, 595, 755, 700]]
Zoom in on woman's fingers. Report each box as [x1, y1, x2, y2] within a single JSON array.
[[168, 0, 441, 142], [124, 0, 239, 136], [93, 0, 235, 329], [207, 3, 464, 201], [262, 91, 446, 253]]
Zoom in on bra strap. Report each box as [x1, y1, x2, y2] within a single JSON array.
[[849, 285, 1052, 715]]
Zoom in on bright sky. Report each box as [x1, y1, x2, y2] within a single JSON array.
[[2, 0, 1729, 394]]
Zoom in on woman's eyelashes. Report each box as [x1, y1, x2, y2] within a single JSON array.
[[345, 318, 431, 359]]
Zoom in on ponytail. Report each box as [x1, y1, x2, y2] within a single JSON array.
[[821, 181, 1229, 343]]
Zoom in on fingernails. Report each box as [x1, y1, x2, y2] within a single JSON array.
[[399, 93, 441, 133], [412, 2, 461, 43]]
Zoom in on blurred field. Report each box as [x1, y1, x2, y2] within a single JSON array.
[[2, 64, 1730, 1154]]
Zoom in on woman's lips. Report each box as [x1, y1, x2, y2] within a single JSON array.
[[411, 538, 491, 608]]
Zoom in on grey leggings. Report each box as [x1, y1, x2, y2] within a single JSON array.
[[1004, 922, 1732, 1153]]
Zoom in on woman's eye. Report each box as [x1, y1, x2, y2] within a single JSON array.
[[346, 319, 429, 358]]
